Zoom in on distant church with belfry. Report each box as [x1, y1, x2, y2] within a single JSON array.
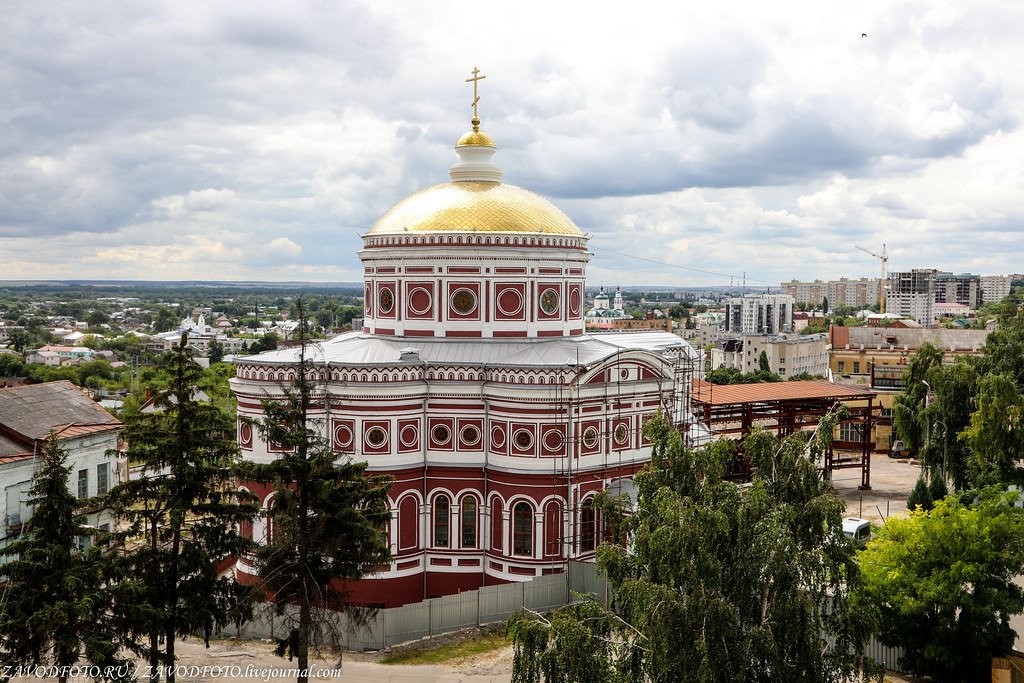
[[230, 69, 704, 607]]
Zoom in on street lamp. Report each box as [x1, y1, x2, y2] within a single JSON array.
[[921, 380, 949, 482]]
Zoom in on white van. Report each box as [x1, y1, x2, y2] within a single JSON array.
[[842, 517, 871, 548]]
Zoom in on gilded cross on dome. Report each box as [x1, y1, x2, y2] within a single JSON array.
[[465, 67, 486, 130]]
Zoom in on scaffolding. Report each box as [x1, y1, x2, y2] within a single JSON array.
[[691, 379, 876, 490]]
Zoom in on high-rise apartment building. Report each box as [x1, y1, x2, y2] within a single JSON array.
[[782, 277, 880, 308], [886, 269, 936, 325], [980, 275, 1013, 304], [934, 273, 981, 309], [724, 293, 794, 334], [782, 280, 826, 306]]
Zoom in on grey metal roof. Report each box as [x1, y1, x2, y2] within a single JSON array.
[[844, 326, 990, 350], [0, 381, 119, 441], [241, 331, 698, 368], [0, 432, 29, 457]]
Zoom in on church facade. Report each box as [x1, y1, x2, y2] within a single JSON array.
[[230, 83, 702, 607]]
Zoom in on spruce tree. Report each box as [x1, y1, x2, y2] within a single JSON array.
[[928, 467, 948, 502], [0, 436, 132, 683], [240, 301, 392, 683], [907, 473, 934, 512], [108, 332, 255, 682]]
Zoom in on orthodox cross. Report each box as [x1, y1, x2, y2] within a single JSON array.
[[466, 67, 486, 122]]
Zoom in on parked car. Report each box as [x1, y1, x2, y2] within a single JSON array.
[[842, 517, 871, 548]]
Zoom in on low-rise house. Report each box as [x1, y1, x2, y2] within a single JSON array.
[[35, 345, 95, 361], [63, 330, 88, 345], [830, 325, 992, 452], [0, 381, 123, 555], [25, 350, 61, 366], [711, 333, 829, 378]]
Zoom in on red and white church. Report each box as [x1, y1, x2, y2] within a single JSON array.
[[230, 88, 703, 607]]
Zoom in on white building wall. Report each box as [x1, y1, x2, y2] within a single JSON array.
[[1, 430, 121, 553]]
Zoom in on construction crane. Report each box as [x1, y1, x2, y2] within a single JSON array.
[[855, 243, 888, 312]]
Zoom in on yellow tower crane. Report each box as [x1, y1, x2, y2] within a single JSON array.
[[854, 243, 888, 313]]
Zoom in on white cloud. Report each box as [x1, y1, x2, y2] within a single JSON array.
[[0, 0, 1021, 283]]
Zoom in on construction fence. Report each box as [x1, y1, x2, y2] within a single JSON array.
[[223, 561, 607, 652], [223, 560, 906, 673]]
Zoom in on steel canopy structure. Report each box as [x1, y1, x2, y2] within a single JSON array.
[[691, 379, 876, 490]]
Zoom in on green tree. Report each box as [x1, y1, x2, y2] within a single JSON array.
[[0, 352, 27, 376], [788, 371, 825, 381], [108, 333, 255, 682], [0, 437, 131, 683], [976, 299, 1024, 385], [248, 333, 279, 354], [7, 328, 32, 353], [207, 339, 225, 364], [906, 474, 933, 512], [892, 342, 944, 459], [856, 488, 1024, 680], [705, 365, 744, 385], [509, 415, 880, 682], [153, 307, 178, 333], [822, 296, 829, 314], [928, 467, 948, 501], [79, 333, 104, 350], [918, 358, 977, 490], [960, 373, 1024, 484], [758, 349, 770, 373], [239, 303, 392, 683]]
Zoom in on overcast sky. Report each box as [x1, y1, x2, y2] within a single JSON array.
[[1, 1, 1021, 287]]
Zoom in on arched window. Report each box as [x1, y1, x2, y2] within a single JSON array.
[[461, 497, 477, 548], [434, 495, 450, 548], [544, 500, 561, 557], [513, 502, 533, 556], [398, 496, 418, 551], [580, 499, 597, 552]]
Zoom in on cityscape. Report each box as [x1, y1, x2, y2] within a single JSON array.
[[2, 2, 1024, 683]]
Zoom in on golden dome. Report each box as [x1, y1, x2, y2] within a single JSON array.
[[365, 181, 584, 236], [456, 129, 496, 147]]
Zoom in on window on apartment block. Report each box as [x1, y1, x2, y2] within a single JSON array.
[[78, 469, 88, 499], [853, 361, 861, 374], [837, 361, 846, 373], [96, 462, 109, 496]]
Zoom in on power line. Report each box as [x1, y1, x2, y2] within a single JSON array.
[[588, 245, 780, 286]]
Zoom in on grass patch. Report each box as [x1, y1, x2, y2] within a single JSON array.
[[380, 633, 509, 665]]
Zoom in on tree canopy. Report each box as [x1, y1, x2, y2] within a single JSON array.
[[0, 437, 132, 683], [509, 414, 879, 683], [108, 333, 255, 682], [894, 300, 1024, 490], [855, 487, 1024, 680], [238, 303, 392, 683]]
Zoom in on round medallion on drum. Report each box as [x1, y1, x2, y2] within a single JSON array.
[[378, 287, 395, 314], [451, 288, 478, 315], [497, 287, 524, 317], [408, 287, 432, 315], [569, 287, 582, 315], [539, 288, 559, 316]]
